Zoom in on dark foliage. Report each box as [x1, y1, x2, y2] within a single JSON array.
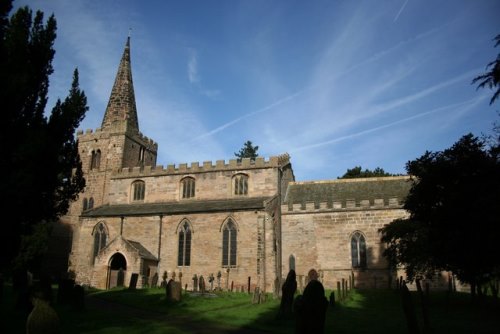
[[234, 140, 259, 161], [380, 134, 500, 289], [0, 2, 88, 273], [338, 166, 396, 179], [472, 34, 500, 105]]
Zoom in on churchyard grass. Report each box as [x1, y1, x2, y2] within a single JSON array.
[[3, 283, 499, 333]]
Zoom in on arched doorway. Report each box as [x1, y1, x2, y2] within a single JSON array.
[[108, 253, 127, 289]]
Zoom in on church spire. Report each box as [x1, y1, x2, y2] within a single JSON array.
[[101, 36, 139, 133]]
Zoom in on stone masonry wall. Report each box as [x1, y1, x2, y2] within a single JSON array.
[[281, 203, 408, 290]]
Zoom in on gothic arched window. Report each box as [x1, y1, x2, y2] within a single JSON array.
[[93, 223, 108, 263], [222, 219, 237, 267], [351, 231, 367, 268], [88, 197, 94, 209], [177, 221, 192, 266], [233, 174, 248, 196], [181, 177, 195, 199], [82, 198, 88, 211], [132, 180, 145, 201]]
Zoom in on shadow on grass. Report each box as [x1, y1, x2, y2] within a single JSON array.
[[3, 284, 499, 334]]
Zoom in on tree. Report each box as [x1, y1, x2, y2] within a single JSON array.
[[0, 3, 88, 273], [472, 34, 500, 105], [380, 134, 500, 294], [234, 140, 259, 161], [338, 166, 395, 179]]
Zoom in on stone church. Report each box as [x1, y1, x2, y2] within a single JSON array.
[[61, 38, 413, 292]]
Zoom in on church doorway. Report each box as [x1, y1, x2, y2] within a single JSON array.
[[108, 253, 127, 289]]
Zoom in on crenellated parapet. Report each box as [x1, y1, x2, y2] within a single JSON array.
[[281, 196, 404, 214], [111, 154, 290, 178], [282, 176, 411, 214], [76, 127, 157, 149]]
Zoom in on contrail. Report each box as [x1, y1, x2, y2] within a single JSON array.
[[394, 0, 409, 22], [290, 96, 486, 153]]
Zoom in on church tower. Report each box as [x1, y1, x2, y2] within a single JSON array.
[[74, 37, 158, 210], [57, 38, 158, 278]]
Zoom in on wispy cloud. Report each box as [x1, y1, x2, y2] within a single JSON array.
[[394, 0, 409, 22], [291, 96, 486, 153], [187, 49, 199, 84]]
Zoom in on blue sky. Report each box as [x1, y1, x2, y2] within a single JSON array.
[[13, 0, 500, 180]]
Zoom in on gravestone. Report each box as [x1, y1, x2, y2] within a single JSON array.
[[178, 272, 183, 288], [26, 298, 60, 334], [277, 270, 297, 319], [217, 271, 222, 291], [161, 271, 168, 288], [252, 287, 260, 304], [151, 273, 159, 288], [166, 279, 182, 302], [72, 285, 85, 311], [208, 273, 214, 291], [129, 273, 139, 290], [57, 279, 75, 305], [329, 291, 335, 308], [199, 275, 206, 293], [295, 269, 328, 334], [192, 274, 198, 292]]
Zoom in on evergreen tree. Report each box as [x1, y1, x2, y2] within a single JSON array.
[[234, 140, 259, 161], [472, 33, 500, 105], [380, 134, 500, 294], [0, 3, 88, 272], [338, 166, 395, 179]]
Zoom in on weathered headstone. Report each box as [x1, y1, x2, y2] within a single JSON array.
[[252, 287, 260, 304], [178, 271, 183, 288], [129, 273, 139, 290], [192, 274, 198, 292], [225, 269, 230, 291], [161, 271, 168, 288], [277, 269, 297, 319], [72, 285, 85, 311], [151, 272, 159, 288], [166, 279, 182, 302], [400, 282, 419, 334], [231, 280, 234, 292], [57, 279, 75, 305], [26, 298, 60, 334], [208, 273, 214, 291], [199, 275, 206, 293], [217, 271, 222, 291], [329, 291, 335, 308], [295, 269, 328, 334]]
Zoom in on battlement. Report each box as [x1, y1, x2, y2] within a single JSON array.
[[76, 127, 157, 148], [281, 196, 404, 214], [112, 153, 290, 178]]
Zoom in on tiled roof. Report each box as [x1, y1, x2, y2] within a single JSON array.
[[284, 176, 411, 205], [82, 196, 271, 217]]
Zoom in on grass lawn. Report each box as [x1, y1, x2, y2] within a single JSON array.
[[2, 283, 499, 333]]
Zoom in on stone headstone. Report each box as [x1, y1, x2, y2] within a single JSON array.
[[57, 279, 75, 305], [151, 273, 159, 288], [26, 299, 60, 334], [252, 287, 260, 304], [199, 275, 206, 293], [72, 285, 85, 311], [217, 271, 222, 290], [192, 274, 198, 292], [296, 278, 328, 334], [277, 269, 297, 319], [166, 279, 182, 302], [329, 291, 335, 308], [129, 273, 139, 290]]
